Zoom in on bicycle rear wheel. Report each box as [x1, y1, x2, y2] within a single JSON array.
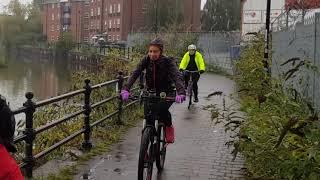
[[138, 127, 154, 180], [156, 124, 166, 171]]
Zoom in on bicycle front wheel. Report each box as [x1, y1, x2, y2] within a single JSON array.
[[138, 127, 154, 180], [156, 124, 166, 171], [188, 84, 193, 109]]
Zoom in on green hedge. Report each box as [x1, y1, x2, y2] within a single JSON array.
[[235, 35, 320, 179]]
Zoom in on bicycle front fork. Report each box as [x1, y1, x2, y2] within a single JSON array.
[[142, 119, 159, 145]]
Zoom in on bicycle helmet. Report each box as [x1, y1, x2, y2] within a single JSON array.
[[188, 44, 196, 50], [149, 37, 164, 52]]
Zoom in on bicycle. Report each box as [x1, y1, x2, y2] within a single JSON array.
[[184, 70, 200, 109], [130, 90, 175, 180]]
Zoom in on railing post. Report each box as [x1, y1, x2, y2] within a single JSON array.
[[117, 71, 124, 125], [23, 92, 36, 179], [82, 79, 93, 150]]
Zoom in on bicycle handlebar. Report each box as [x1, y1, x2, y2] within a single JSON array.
[[129, 92, 175, 102], [184, 70, 199, 73]]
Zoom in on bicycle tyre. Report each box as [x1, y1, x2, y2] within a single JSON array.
[[188, 82, 193, 109], [138, 127, 154, 180], [156, 124, 166, 171]]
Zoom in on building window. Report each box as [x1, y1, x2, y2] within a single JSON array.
[[91, 9, 93, 16], [117, 18, 120, 28], [57, 13, 60, 19], [109, 20, 112, 29], [57, 3, 60, 8], [105, 6, 108, 13], [109, 5, 112, 14], [108, 35, 111, 41], [118, 3, 120, 13], [104, 21, 107, 26], [91, 21, 94, 28], [84, 24, 89, 30], [52, 13, 54, 20], [85, 13, 89, 18], [112, 35, 115, 41], [51, 36, 55, 41], [113, 4, 116, 14], [52, 3, 54, 9], [97, 7, 100, 16], [117, 35, 120, 41], [57, 25, 60, 30], [91, 0, 93, 2], [51, 25, 54, 31]]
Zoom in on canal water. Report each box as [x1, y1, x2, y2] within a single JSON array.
[[0, 55, 72, 110]]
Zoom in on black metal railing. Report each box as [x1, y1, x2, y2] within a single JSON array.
[[12, 72, 141, 178]]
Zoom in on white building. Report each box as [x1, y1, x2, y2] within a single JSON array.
[[241, 0, 285, 35]]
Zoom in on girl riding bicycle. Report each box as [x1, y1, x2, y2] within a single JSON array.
[[120, 38, 186, 143]]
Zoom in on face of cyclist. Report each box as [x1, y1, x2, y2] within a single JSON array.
[[148, 45, 161, 61], [188, 49, 196, 55]]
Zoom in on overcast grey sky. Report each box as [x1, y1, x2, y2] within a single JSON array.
[[1, 0, 207, 12]]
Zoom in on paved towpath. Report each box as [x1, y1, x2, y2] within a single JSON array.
[[75, 73, 246, 180]]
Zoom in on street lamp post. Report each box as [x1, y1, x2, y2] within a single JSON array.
[[264, 0, 271, 74]]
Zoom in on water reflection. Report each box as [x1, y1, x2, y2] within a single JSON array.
[[0, 54, 71, 110]]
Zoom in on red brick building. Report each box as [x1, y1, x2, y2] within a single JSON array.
[[42, 1, 62, 42], [42, 0, 90, 43], [41, 0, 201, 43]]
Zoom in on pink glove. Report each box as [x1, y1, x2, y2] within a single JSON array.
[[120, 90, 130, 101], [175, 95, 186, 103]]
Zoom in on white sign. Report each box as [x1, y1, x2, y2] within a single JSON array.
[[243, 10, 263, 24], [262, 9, 284, 23]]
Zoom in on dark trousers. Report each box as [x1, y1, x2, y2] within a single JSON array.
[[184, 72, 200, 98], [144, 100, 173, 127]]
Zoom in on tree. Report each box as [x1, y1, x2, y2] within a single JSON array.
[[143, 0, 184, 32], [7, 0, 26, 17], [0, 0, 43, 54], [285, 0, 320, 23], [285, 0, 320, 10], [201, 0, 241, 31]]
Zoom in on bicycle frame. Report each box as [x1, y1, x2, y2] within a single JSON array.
[[184, 70, 199, 109], [133, 90, 174, 180]]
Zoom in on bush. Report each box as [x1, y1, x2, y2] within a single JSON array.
[[132, 31, 199, 59], [54, 32, 75, 54], [233, 34, 320, 179], [14, 51, 142, 167]]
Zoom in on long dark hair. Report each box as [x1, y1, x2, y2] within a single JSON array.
[[0, 95, 17, 152]]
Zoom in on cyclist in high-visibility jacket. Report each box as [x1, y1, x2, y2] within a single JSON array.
[[179, 44, 206, 102]]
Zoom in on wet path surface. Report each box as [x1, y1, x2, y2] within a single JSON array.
[[75, 73, 245, 180]]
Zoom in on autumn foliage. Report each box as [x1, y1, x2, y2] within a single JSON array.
[[285, 0, 320, 10]]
